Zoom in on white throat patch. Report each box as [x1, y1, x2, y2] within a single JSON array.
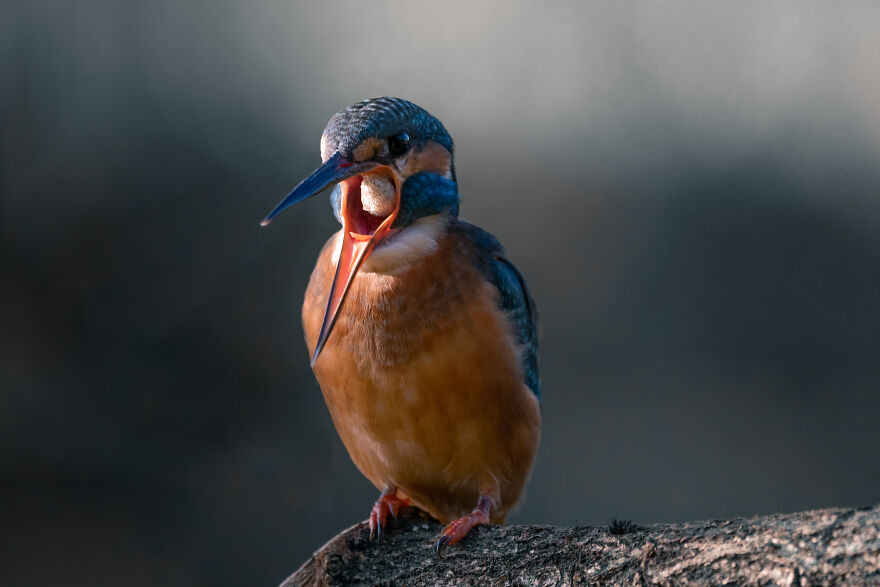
[[331, 214, 449, 276], [363, 214, 449, 274]]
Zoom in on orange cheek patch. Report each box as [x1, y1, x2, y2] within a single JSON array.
[[401, 140, 453, 179], [352, 137, 384, 162]]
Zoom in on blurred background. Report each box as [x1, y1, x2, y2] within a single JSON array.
[[3, 1, 880, 585]]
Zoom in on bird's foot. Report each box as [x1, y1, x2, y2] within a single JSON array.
[[435, 495, 492, 555], [369, 488, 410, 541]]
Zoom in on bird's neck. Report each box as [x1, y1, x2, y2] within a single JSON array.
[[355, 213, 452, 275]]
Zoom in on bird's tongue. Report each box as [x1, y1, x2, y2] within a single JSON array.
[[310, 173, 400, 365]]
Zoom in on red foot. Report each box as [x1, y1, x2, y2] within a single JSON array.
[[369, 488, 410, 541], [436, 495, 492, 554]]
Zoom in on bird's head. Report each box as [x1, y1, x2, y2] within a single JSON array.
[[261, 97, 459, 364]]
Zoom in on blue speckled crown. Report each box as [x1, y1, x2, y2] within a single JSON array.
[[321, 97, 454, 160]]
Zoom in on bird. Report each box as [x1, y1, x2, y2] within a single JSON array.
[[261, 97, 541, 552]]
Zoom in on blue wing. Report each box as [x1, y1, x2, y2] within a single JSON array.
[[491, 254, 540, 399], [457, 222, 540, 400]]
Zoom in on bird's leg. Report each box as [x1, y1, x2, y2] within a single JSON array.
[[436, 494, 493, 554], [369, 487, 410, 541]]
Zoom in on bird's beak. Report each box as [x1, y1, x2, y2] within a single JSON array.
[[260, 151, 401, 366], [260, 151, 376, 226]]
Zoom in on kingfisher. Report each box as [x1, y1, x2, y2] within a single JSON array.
[[261, 97, 541, 552]]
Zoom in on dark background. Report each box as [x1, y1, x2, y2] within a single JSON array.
[[3, 1, 879, 585]]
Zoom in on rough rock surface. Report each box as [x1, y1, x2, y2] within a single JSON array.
[[283, 504, 879, 586]]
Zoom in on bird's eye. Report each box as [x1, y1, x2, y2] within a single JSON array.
[[388, 132, 411, 156]]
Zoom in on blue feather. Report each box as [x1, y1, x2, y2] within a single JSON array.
[[395, 172, 459, 228], [491, 254, 541, 400], [457, 222, 541, 400]]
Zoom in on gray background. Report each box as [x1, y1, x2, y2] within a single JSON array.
[[2, 1, 879, 585]]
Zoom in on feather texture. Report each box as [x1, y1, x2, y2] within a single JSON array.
[[302, 219, 541, 523]]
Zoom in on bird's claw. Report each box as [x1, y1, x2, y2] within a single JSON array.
[[435, 505, 490, 554], [368, 490, 409, 542], [435, 535, 450, 556]]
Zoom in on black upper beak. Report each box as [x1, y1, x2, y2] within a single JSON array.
[[260, 152, 376, 226]]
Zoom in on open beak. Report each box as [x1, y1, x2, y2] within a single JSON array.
[[260, 152, 401, 366], [260, 152, 375, 226]]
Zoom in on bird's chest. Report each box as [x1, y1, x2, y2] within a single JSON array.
[[301, 247, 522, 489], [307, 268, 489, 423]]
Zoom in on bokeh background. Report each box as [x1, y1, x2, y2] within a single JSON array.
[[3, 1, 880, 585]]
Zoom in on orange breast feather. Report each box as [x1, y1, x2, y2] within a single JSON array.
[[302, 227, 541, 523]]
